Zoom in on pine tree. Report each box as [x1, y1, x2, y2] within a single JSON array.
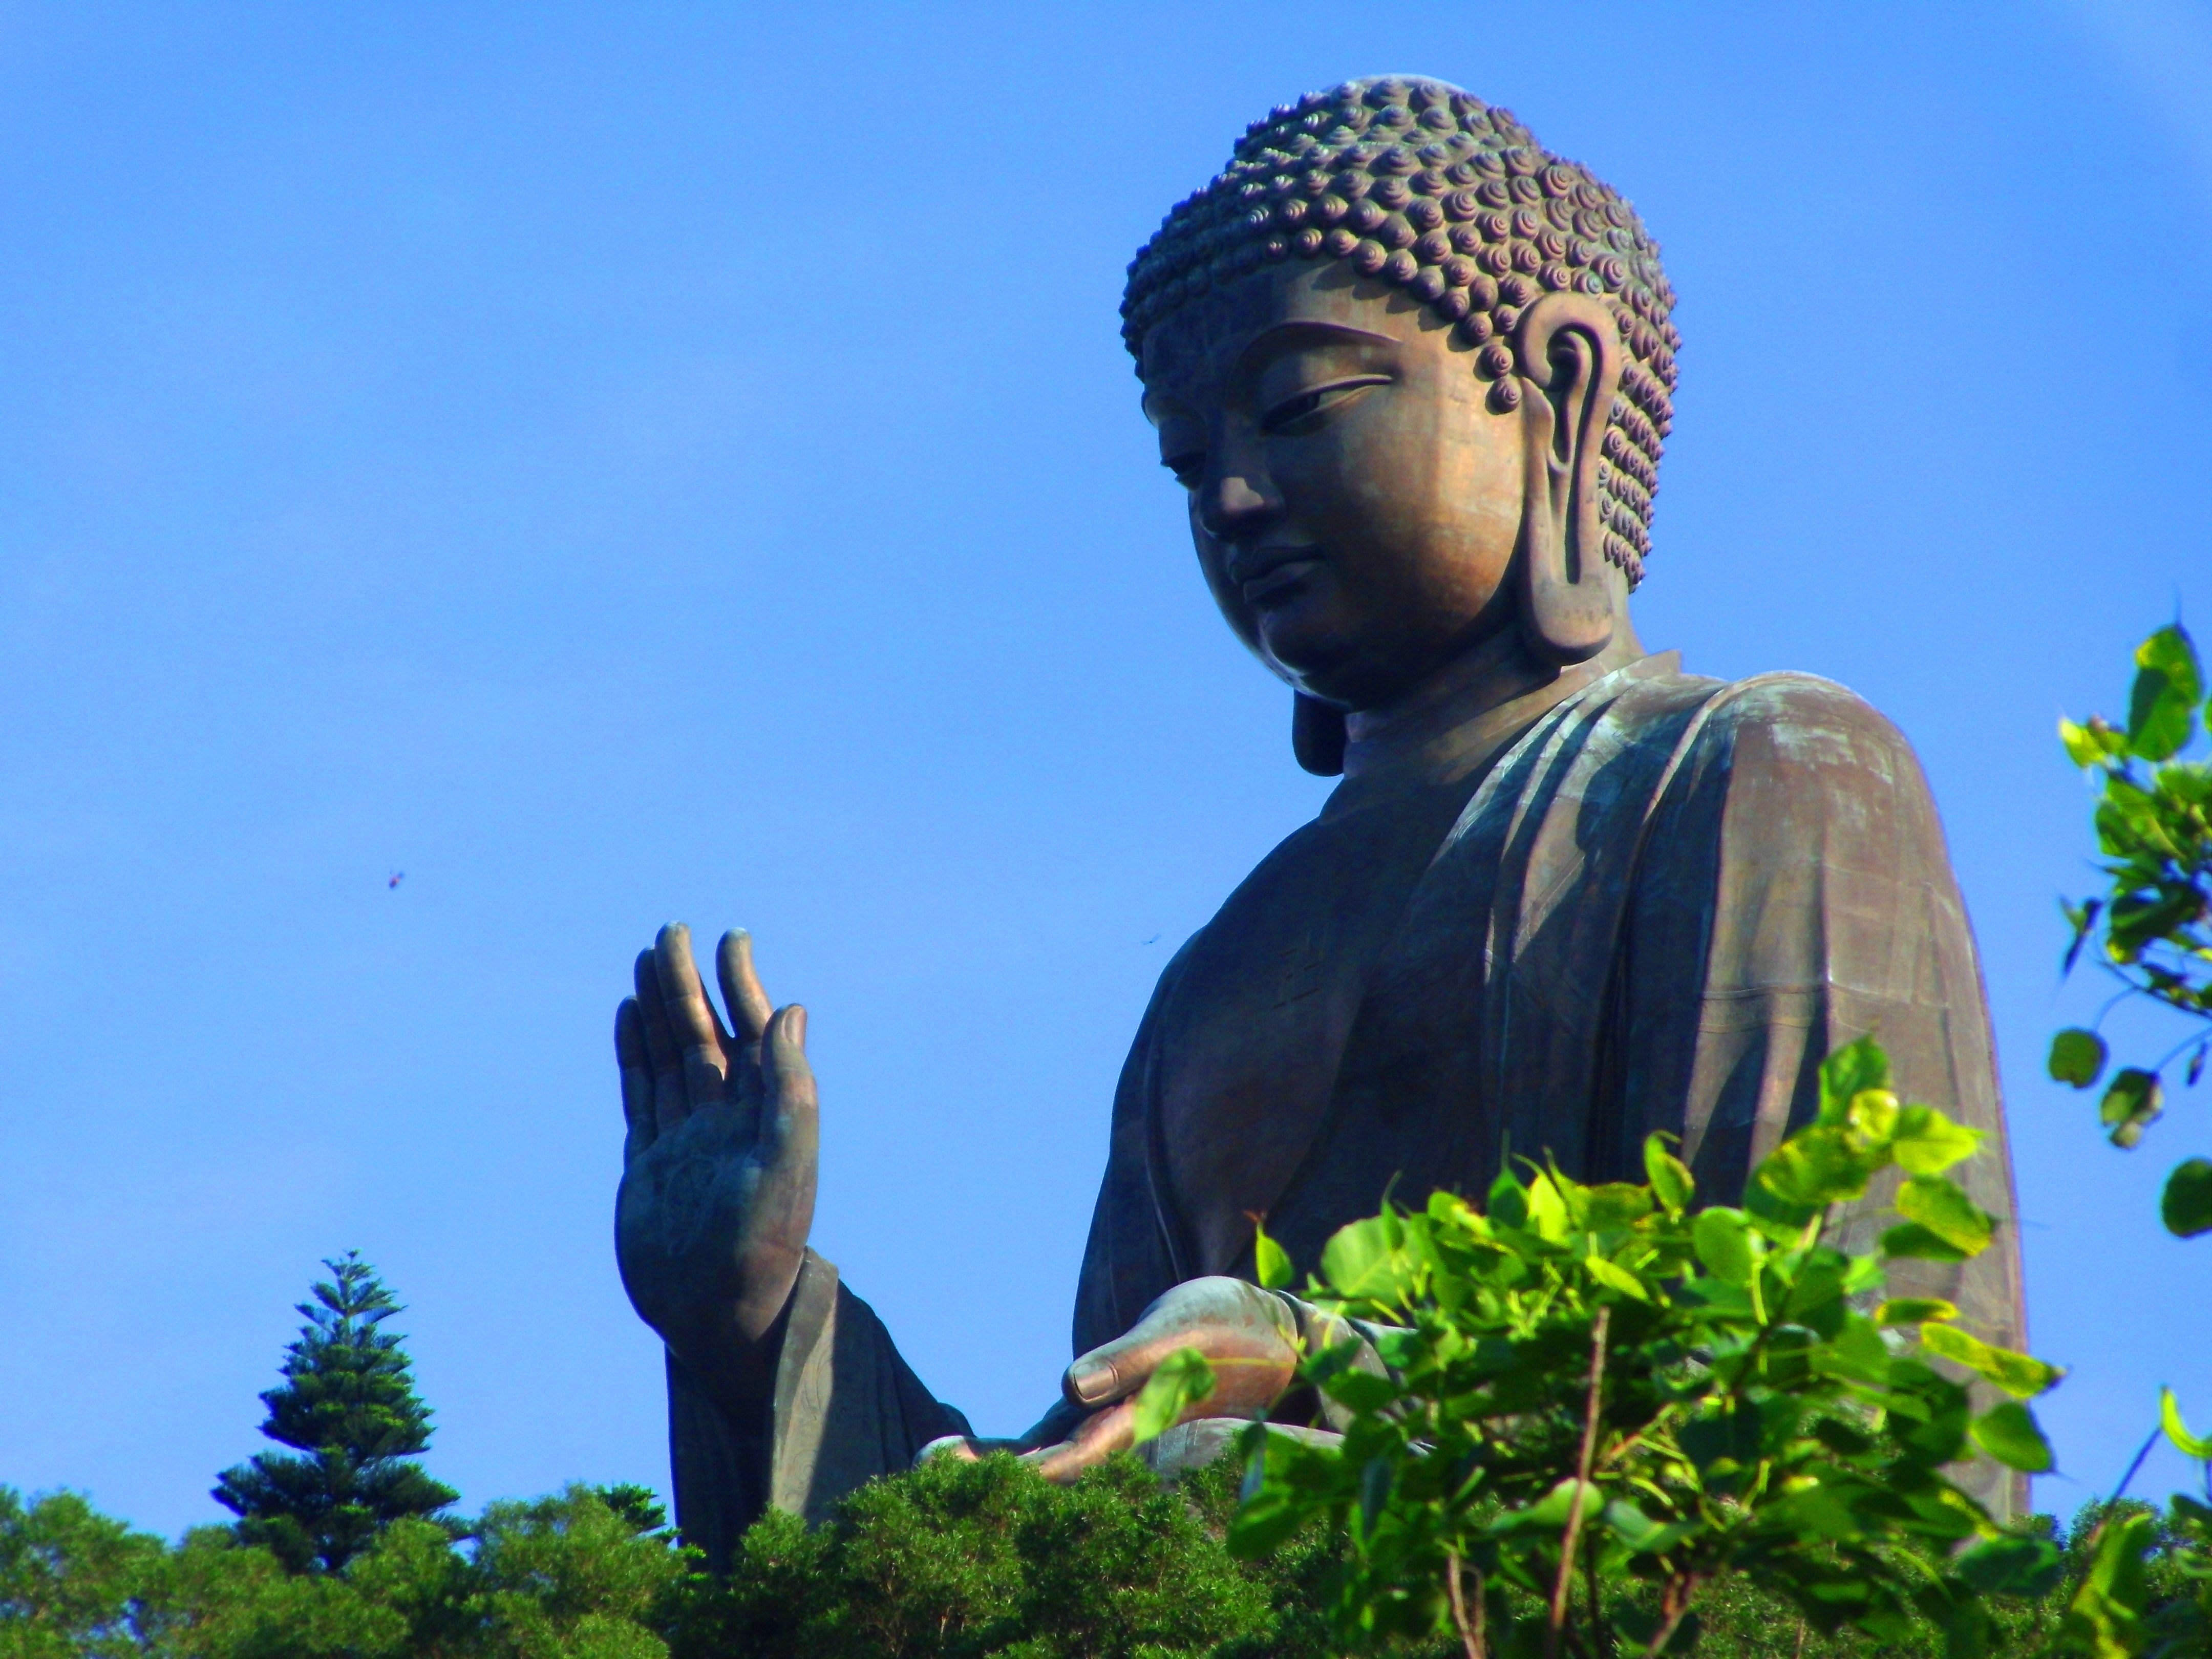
[[212, 1251, 458, 1573]]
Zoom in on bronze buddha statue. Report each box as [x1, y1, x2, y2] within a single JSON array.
[[608, 77, 2025, 1562]]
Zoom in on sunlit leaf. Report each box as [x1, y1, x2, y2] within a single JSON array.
[[1888, 1105, 1983, 1175], [1693, 1208, 1760, 1287], [1757, 1125, 1880, 1207], [2161, 1158, 2212, 1239], [1129, 1346, 1215, 1447], [1643, 1133, 1694, 1214], [2047, 1028, 2108, 1090], [1522, 1169, 1570, 1242], [1875, 1297, 1958, 1327], [1969, 1400, 2054, 1472], [1894, 1176, 1994, 1256], [1585, 1252, 1653, 1302], [2060, 716, 2106, 769], [1320, 1214, 1416, 1305], [2126, 623, 2203, 762], [2065, 1512, 2155, 1658], [1252, 1223, 1293, 1290], [1818, 1034, 1890, 1124], [1920, 1323, 2064, 1398], [2162, 1386, 2212, 1460]]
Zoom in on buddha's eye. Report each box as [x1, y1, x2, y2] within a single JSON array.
[[1161, 450, 1205, 489], [1260, 374, 1391, 436]]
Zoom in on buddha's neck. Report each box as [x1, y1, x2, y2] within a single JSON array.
[[1331, 624, 1647, 802]]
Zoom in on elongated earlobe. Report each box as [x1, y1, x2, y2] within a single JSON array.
[[1292, 692, 1347, 776], [1509, 293, 1625, 665]]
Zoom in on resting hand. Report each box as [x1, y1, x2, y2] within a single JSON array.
[[1023, 1276, 1300, 1481]]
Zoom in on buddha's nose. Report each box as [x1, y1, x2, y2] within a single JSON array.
[[1197, 472, 1276, 541]]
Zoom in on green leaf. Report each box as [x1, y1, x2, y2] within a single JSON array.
[[1895, 1176, 1994, 1256], [1580, 1182, 1654, 1230], [2161, 1158, 2212, 1239], [1876, 1297, 1959, 1327], [2047, 1027, 2109, 1089], [1958, 1534, 2065, 1597], [1523, 1169, 1570, 1242], [2065, 1511, 2155, 1658], [1320, 1215, 1414, 1305], [2099, 1068, 2163, 1150], [1485, 1167, 1528, 1229], [1252, 1223, 1293, 1290], [1491, 1477, 1597, 1533], [1818, 1034, 1891, 1124], [1693, 1208, 1760, 1287], [2060, 716, 2106, 769], [1920, 1323, 2064, 1398], [1585, 1252, 1653, 1302], [2126, 623, 2203, 762], [2161, 1386, 2212, 1460], [1129, 1346, 1215, 1447], [1318, 1367, 1400, 1412], [1881, 1222, 1970, 1263], [1889, 1104, 1984, 1175], [1757, 1125, 1880, 1207], [1643, 1133, 1694, 1214], [1969, 1400, 2055, 1472]]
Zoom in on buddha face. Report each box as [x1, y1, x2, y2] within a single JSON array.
[[1140, 261, 1529, 712]]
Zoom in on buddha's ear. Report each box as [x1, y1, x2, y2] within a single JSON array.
[[1291, 691, 1347, 776], [1509, 293, 1625, 665]]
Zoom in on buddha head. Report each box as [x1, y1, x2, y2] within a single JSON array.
[[1124, 77, 1679, 774]]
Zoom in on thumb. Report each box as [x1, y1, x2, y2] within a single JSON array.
[[1064, 1278, 1295, 1408]]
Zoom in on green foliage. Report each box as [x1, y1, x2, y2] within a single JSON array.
[[211, 1252, 459, 1573], [1131, 1349, 1219, 1447], [2055, 622, 2212, 1238], [668, 1450, 1371, 1659], [0, 1483, 680, 1657], [0, 1486, 167, 1656], [1225, 1039, 2077, 1657]]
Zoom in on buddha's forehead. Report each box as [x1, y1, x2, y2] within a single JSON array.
[[1139, 263, 1434, 408]]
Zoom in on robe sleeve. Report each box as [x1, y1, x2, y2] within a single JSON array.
[[1072, 937, 1202, 1359], [666, 1248, 971, 1567], [1614, 674, 2026, 1509]]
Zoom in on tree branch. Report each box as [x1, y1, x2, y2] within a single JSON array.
[[1548, 1305, 1610, 1659]]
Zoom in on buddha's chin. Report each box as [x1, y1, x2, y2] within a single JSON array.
[[1258, 619, 1365, 704]]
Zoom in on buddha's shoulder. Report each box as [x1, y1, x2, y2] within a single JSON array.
[[1626, 664, 1923, 782]]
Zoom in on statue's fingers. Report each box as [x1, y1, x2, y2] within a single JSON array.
[[716, 929, 774, 1047], [1022, 1400, 1137, 1483], [757, 1005, 820, 1199], [633, 947, 691, 1130], [1062, 1279, 1296, 1410], [653, 923, 731, 1108], [614, 998, 656, 1158]]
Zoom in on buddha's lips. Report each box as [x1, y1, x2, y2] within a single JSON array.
[[1232, 546, 1324, 608]]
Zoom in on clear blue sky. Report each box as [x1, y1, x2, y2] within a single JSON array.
[[2, 1, 2207, 1537]]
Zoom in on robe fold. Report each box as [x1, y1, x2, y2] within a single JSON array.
[[665, 655, 2026, 1560]]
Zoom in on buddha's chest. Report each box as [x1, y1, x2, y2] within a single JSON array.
[[1153, 783, 1474, 1274]]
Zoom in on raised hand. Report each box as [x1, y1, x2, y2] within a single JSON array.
[[613, 923, 817, 1407], [1022, 1277, 1300, 1481]]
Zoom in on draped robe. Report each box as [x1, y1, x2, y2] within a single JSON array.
[[664, 653, 2026, 1565]]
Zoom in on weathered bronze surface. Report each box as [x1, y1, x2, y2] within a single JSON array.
[[612, 77, 2025, 1564]]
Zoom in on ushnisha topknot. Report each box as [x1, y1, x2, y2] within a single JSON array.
[[1122, 76, 1678, 586]]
